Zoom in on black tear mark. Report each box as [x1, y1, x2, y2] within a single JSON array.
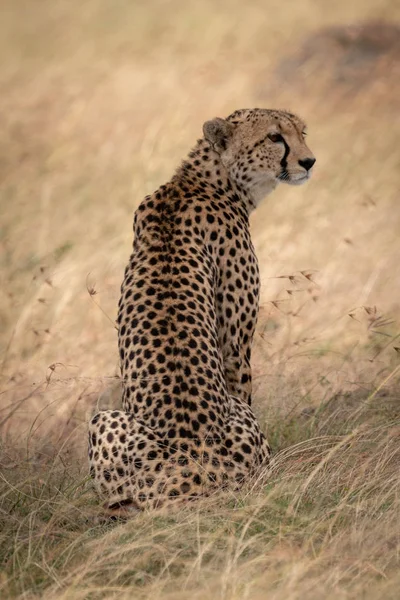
[[280, 137, 290, 169]]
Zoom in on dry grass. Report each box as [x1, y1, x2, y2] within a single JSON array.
[[1, 0, 400, 598], [1, 388, 400, 599]]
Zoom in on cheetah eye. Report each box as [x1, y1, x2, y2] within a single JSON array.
[[268, 133, 283, 143], [302, 131, 307, 137]]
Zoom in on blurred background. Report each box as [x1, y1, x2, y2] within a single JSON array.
[[1, 0, 400, 445]]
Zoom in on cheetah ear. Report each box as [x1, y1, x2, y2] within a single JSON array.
[[203, 118, 234, 153]]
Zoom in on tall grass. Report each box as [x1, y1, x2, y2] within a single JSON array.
[[1, 377, 399, 598]]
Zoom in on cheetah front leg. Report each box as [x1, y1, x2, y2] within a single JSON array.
[[225, 395, 271, 474], [216, 282, 257, 406], [220, 340, 253, 405]]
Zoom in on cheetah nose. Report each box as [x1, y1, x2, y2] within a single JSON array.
[[298, 158, 316, 171]]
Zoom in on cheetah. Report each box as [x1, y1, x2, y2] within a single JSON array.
[[88, 108, 315, 513]]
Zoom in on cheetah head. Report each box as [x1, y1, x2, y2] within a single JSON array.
[[203, 108, 315, 207]]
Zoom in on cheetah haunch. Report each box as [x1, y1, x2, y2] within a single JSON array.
[[88, 108, 315, 512]]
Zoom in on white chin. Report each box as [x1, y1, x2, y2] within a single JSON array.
[[284, 174, 310, 186], [289, 178, 308, 186]]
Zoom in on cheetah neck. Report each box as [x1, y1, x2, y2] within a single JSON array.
[[245, 175, 279, 208], [174, 138, 279, 213], [173, 139, 259, 214]]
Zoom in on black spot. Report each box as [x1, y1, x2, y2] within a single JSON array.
[[242, 443, 252, 454], [233, 452, 244, 463], [134, 457, 143, 469], [180, 481, 191, 494]]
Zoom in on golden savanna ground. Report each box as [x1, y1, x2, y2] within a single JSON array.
[[1, 0, 400, 598]]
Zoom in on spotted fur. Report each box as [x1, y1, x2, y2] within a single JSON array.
[[88, 108, 315, 511]]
